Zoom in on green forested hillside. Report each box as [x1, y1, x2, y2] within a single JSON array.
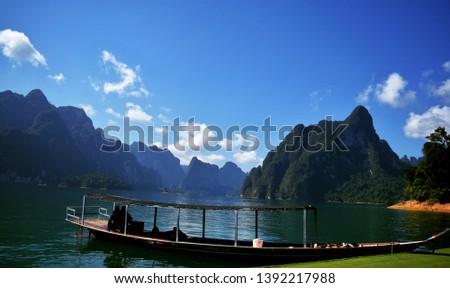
[[241, 106, 406, 204], [60, 173, 131, 190], [404, 127, 450, 203]]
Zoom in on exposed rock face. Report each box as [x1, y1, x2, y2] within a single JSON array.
[[0, 89, 161, 190], [0, 89, 54, 131], [130, 142, 184, 189], [241, 106, 406, 204], [181, 157, 222, 195], [179, 157, 247, 196], [218, 161, 247, 196], [400, 155, 423, 166]]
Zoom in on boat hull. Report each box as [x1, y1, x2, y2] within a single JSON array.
[[65, 194, 448, 266], [85, 224, 426, 264]]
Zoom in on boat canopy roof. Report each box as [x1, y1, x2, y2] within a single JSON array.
[[85, 194, 317, 212]]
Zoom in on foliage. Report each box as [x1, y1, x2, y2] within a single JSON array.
[[326, 172, 404, 205], [404, 127, 450, 203], [60, 173, 131, 190], [241, 106, 406, 204], [0, 90, 162, 191]]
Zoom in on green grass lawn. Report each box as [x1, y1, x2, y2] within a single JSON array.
[[268, 248, 450, 268]]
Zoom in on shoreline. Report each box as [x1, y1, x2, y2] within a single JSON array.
[[387, 200, 450, 213]]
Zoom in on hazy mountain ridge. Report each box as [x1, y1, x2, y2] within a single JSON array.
[[401, 155, 423, 166], [179, 157, 247, 196], [2, 89, 401, 201], [130, 142, 185, 189], [0, 89, 246, 194], [130, 143, 247, 196], [0, 89, 161, 189]]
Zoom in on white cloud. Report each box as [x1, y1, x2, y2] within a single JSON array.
[[167, 143, 225, 166], [157, 113, 171, 124], [125, 102, 152, 122], [165, 119, 228, 166], [356, 85, 373, 104], [308, 88, 331, 112], [151, 141, 163, 147], [79, 104, 95, 117], [155, 127, 167, 134], [161, 106, 172, 113], [88, 76, 101, 92], [167, 145, 191, 165], [433, 79, 450, 101], [443, 61, 450, 72], [309, 91, 322, 111], [107, 119, 117, 126], [100, 50, 149, 97], [203, 154, 226, 163], [375, 73, 415, 107], [48, 73, 66, 83], [233, 151, 263, 166], [162, 118, 261, 168], [128, 87, 150, 97], [219, 133, 245, 151], [403, 105, 450, 138], [422, 69, 434, 78], [0, 29, 47, 67], [425, 61, 450, 102], [170, 120, 210, 151], [140, 87, 150, 97], [105, 107, 122, 118]]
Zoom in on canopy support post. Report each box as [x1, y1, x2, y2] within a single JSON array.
[[81, 195, 86, 225], [124, 204, 129, 235], [255, 210, 258, 239], [234, 210, 238, 247], [176, 208, 180, 242], [153, 207, 158, 230], [314, 208, 318, 243], [202, 209, 206, 239], [303, 208, 307, 248]]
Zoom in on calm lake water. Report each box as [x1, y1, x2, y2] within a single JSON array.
[[1, 183, 449, 268]]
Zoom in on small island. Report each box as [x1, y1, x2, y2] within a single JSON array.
[[389, 127, 450, 213], [388, 200, 450, 213]]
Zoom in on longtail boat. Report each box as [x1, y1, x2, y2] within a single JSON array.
[[65, 194, 449, 265]]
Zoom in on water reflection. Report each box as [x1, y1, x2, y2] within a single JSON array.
[[1, 184, 449, 268], [87, 191, 450, 247], [77, 237, 251, 268]]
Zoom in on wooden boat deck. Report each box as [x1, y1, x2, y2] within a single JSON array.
[[71, 218, 296, 247], [83, 218, 108, 230], [68, 218, 418, 250]]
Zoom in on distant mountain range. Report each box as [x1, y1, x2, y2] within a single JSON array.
[[181, 157, 246, 196], [1, 90, 414, 203], [129, 142, 246, 196], [0, 90, 246, 195], [241, 106, 408, 205], [400, 155, 423, 166]]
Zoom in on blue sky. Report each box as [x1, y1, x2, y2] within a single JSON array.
[[1, 0, 450, 171]]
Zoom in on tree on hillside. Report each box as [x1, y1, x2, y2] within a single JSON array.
[[425, 127, 450, 148], [404, 127, 450, 203]]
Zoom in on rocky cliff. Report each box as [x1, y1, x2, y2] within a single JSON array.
[[241, 106, 406, 204], [130, 142, 185, 189], [180, 157, 247, 196], [0, 89, 161, 190]]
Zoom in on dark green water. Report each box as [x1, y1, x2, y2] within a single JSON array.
[[1, 183, 449, 267]]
